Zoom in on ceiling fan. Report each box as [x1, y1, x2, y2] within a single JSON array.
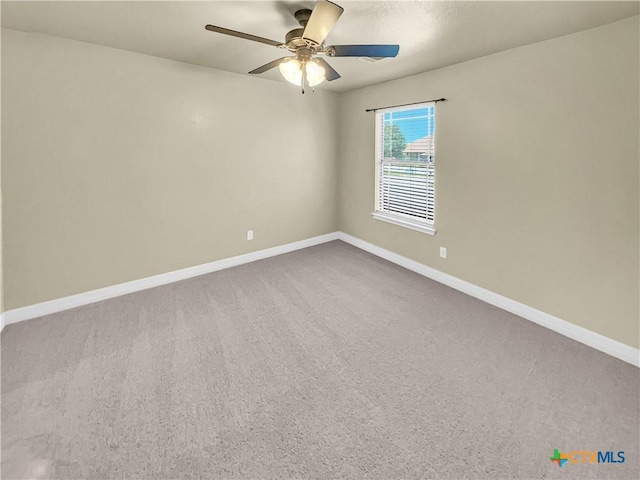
[[205, 0, 400, 93]]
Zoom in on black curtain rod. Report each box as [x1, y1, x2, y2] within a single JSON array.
[[365, 98, 447, 112]]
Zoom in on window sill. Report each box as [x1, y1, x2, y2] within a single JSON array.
[[371, 211, 436, 235]]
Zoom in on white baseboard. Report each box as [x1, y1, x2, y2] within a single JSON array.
[[1, 232, 339, 329], [3, 230, 637, 368], [337, 232, 640, 368]]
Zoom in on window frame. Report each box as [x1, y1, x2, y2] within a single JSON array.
[[372, 102, 436, 235]]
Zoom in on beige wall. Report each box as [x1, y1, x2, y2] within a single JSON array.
[[338, 17, 639, 348], [2, 17, 639, 350], [0, 17, 3, 316], [1, 29, 339, 310], [1, 135, 3, 316]]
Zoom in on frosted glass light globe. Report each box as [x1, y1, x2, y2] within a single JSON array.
[[305, 60, 326, 87], [279, 58, 326, 87], [279, 58, 303, 86]]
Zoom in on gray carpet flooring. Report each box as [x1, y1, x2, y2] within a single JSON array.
[[1, 241, 638, 479]]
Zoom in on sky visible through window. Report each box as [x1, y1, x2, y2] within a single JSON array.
[[383, 107, 434, 143]]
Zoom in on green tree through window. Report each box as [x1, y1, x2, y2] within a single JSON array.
[[383, 124, 406, 159]]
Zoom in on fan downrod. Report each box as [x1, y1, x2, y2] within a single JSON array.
[[294, 9, 313, 27]]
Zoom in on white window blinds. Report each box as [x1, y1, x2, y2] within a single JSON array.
[[375, 103, 435, 226]]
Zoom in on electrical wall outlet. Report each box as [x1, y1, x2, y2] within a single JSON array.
[[440, 247, 447, 258], [247, 230, 253, 241]]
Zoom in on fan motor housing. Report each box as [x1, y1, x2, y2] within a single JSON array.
[[285, 8, 322, 51], [285, 28, 306, 48]]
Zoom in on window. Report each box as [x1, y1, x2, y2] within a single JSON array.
[[372, 102, 436, 235]]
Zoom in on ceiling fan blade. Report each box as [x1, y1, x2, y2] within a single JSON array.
[[328, 44, 400, 58], [249, 57, 291, 75], [302, 0, 344, 45], [205, 25, 283, 48], [315, 58, 340, 81]]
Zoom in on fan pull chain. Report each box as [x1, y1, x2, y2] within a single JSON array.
[[301, 63, 307, 94]]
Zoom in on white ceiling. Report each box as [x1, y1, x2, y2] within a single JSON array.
[[2, 1, 638, 92]]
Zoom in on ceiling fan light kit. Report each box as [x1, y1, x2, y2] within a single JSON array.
[[279, 56, 326, 88], [205, 0, 400, 94]]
